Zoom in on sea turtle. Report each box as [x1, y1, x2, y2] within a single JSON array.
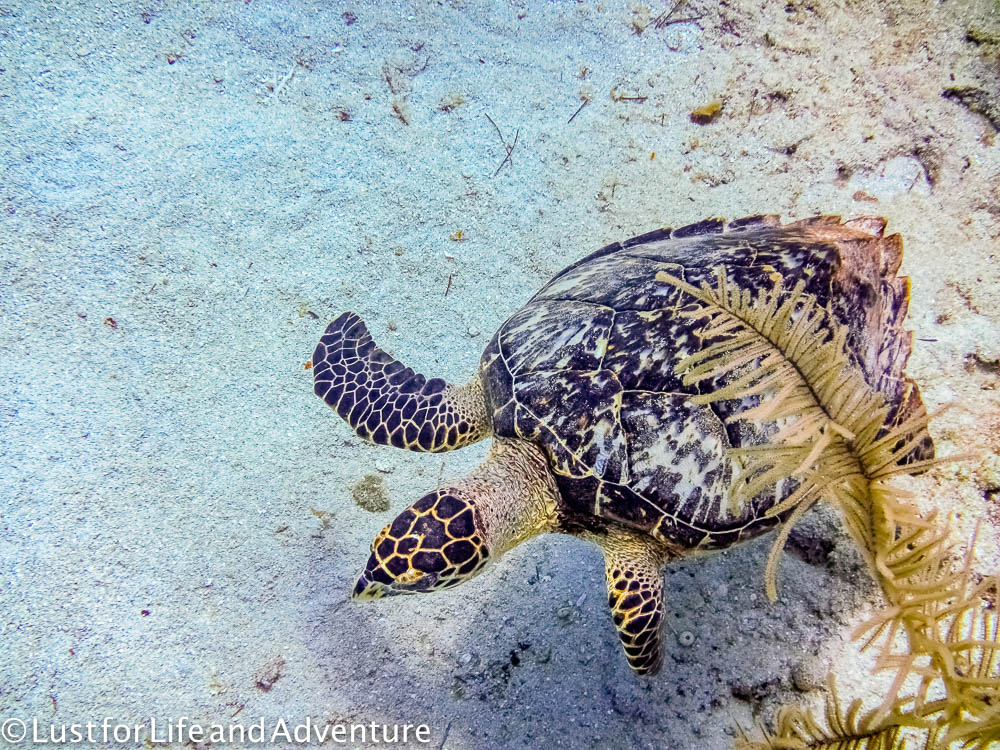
[[311, 215, 930, 675]]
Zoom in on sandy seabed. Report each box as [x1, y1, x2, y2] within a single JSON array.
[[1, 1, 998, 748]]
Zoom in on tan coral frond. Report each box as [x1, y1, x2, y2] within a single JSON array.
[[650, 266, 998, 750], [653, 267, 922, 592], [738, 678, 909, 750]]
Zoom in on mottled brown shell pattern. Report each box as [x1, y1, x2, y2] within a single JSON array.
[[480, 215, 921, 550]]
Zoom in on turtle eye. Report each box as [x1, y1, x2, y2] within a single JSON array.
[[397, 568, 425, 585]]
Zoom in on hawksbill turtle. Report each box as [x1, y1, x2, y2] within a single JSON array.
[[311, 214, 931, 675]]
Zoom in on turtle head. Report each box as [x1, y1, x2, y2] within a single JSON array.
[[352, 489, 490, 599]]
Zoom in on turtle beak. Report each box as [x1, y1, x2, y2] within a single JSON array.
[[352, 550, 397, 600], [351, 548, 438, 599], [352, 567, 437, 599], [351, 551, 414, 599], [351, 571, 389, 600]]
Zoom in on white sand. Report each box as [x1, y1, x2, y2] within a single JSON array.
[[2, 1, 998, 748]]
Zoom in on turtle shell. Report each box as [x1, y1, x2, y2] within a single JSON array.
[[479, 215, 926, 550]]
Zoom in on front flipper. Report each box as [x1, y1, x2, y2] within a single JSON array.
[[313, 312, 490, 452], [599, 532, 669, 675]]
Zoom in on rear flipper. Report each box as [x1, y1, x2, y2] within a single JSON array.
[[599, 532, 669, 675], [313, 312, 490, 452]]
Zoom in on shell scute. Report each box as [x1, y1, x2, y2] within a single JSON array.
[[512, 369, 626, 484], [502, 300, 613, 374], [535, 254, 685, 311], [596, 481, 662, 530], [619, 392, 732, 529], [623, 226, 673, 248], [603, 309, 702, 393], [671, 217, 725, 238], [726, 214, 781, 230]]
